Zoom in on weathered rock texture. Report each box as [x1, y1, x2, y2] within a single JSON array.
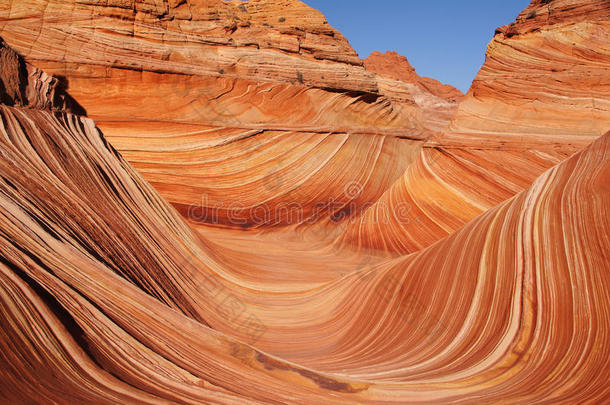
[[365, 51, 464, 132], [1, 0, 372, 89], [0, 37, 84, 113], [0, 1, 607, 253], [0, 36, 609, 403], [339, 0, 610, 254], [365, 51, 464, 102], [0, 0, 415, 128], [0, 0, 435, 229], [7, 0, 605, 258], [447, 0, 610, 146], [1, 0, 610, 402]]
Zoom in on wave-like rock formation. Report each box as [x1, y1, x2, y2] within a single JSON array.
[[339, 0, 610, 254], [2, 1, 606, 257], [0, 0, 610, 402], [0, 0, 437, 235], [1, 35, 609, 403]]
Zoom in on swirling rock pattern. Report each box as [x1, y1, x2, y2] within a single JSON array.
[[0, 103, 371, 404], [2, 0, 606, 257], [340, 0, 610, 255], [0, 0, 609, 403], [0, 81, 608, 403], [0, 0, 433, 231]]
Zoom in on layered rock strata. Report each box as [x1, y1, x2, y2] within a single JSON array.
[[0, 36, 608, 403]]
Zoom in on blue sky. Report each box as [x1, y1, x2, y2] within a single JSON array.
[[302, 1, 530, 93]]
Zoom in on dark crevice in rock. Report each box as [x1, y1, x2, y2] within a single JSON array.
[[0, 37, 87, 115]]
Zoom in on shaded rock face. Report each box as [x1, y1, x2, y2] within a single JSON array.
[[0, 38, 85, 114], [0, 38, 27, 107]]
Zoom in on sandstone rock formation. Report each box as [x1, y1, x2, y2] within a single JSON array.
[[0, 0, 433, 234], [0, 35, 608, 403], [0, 38, 84, 113], [4, 1, 606, 257], [0, 0, 609, 402], [364, 51, 463, 102], [0, 0, 411, 127], [447, 0, 610, 146], [364, 50, 464, 132], [339, 0, 610, 254]]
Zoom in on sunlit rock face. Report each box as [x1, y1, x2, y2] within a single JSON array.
[[0, 35, 608, 404], [0, 0, 422, 131], [447, 0, 610, 146], [364, 51, 464, 133], [0, 0, 435, 231], [0, 0, 610, 401], [364, 51, 463, 102], [3, 0, 606, 256], [0, 0, 404, 131], [338, 0, 610, 255]]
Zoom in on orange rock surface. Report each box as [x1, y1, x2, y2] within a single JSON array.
[[0, 0, 414, 126], [364, 51, 464, 102], [363, 51, 464, 133], [0, 0, 609, 403], [0, 57, 608, 401], [0, 0, 433, 235], [447, 0, 610, 146], [340, 0, 610, 254]]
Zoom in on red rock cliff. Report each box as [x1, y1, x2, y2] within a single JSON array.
[[365, 51, 463, 102], [447, 0, 610, 146], [364, 50, 464, 132]]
